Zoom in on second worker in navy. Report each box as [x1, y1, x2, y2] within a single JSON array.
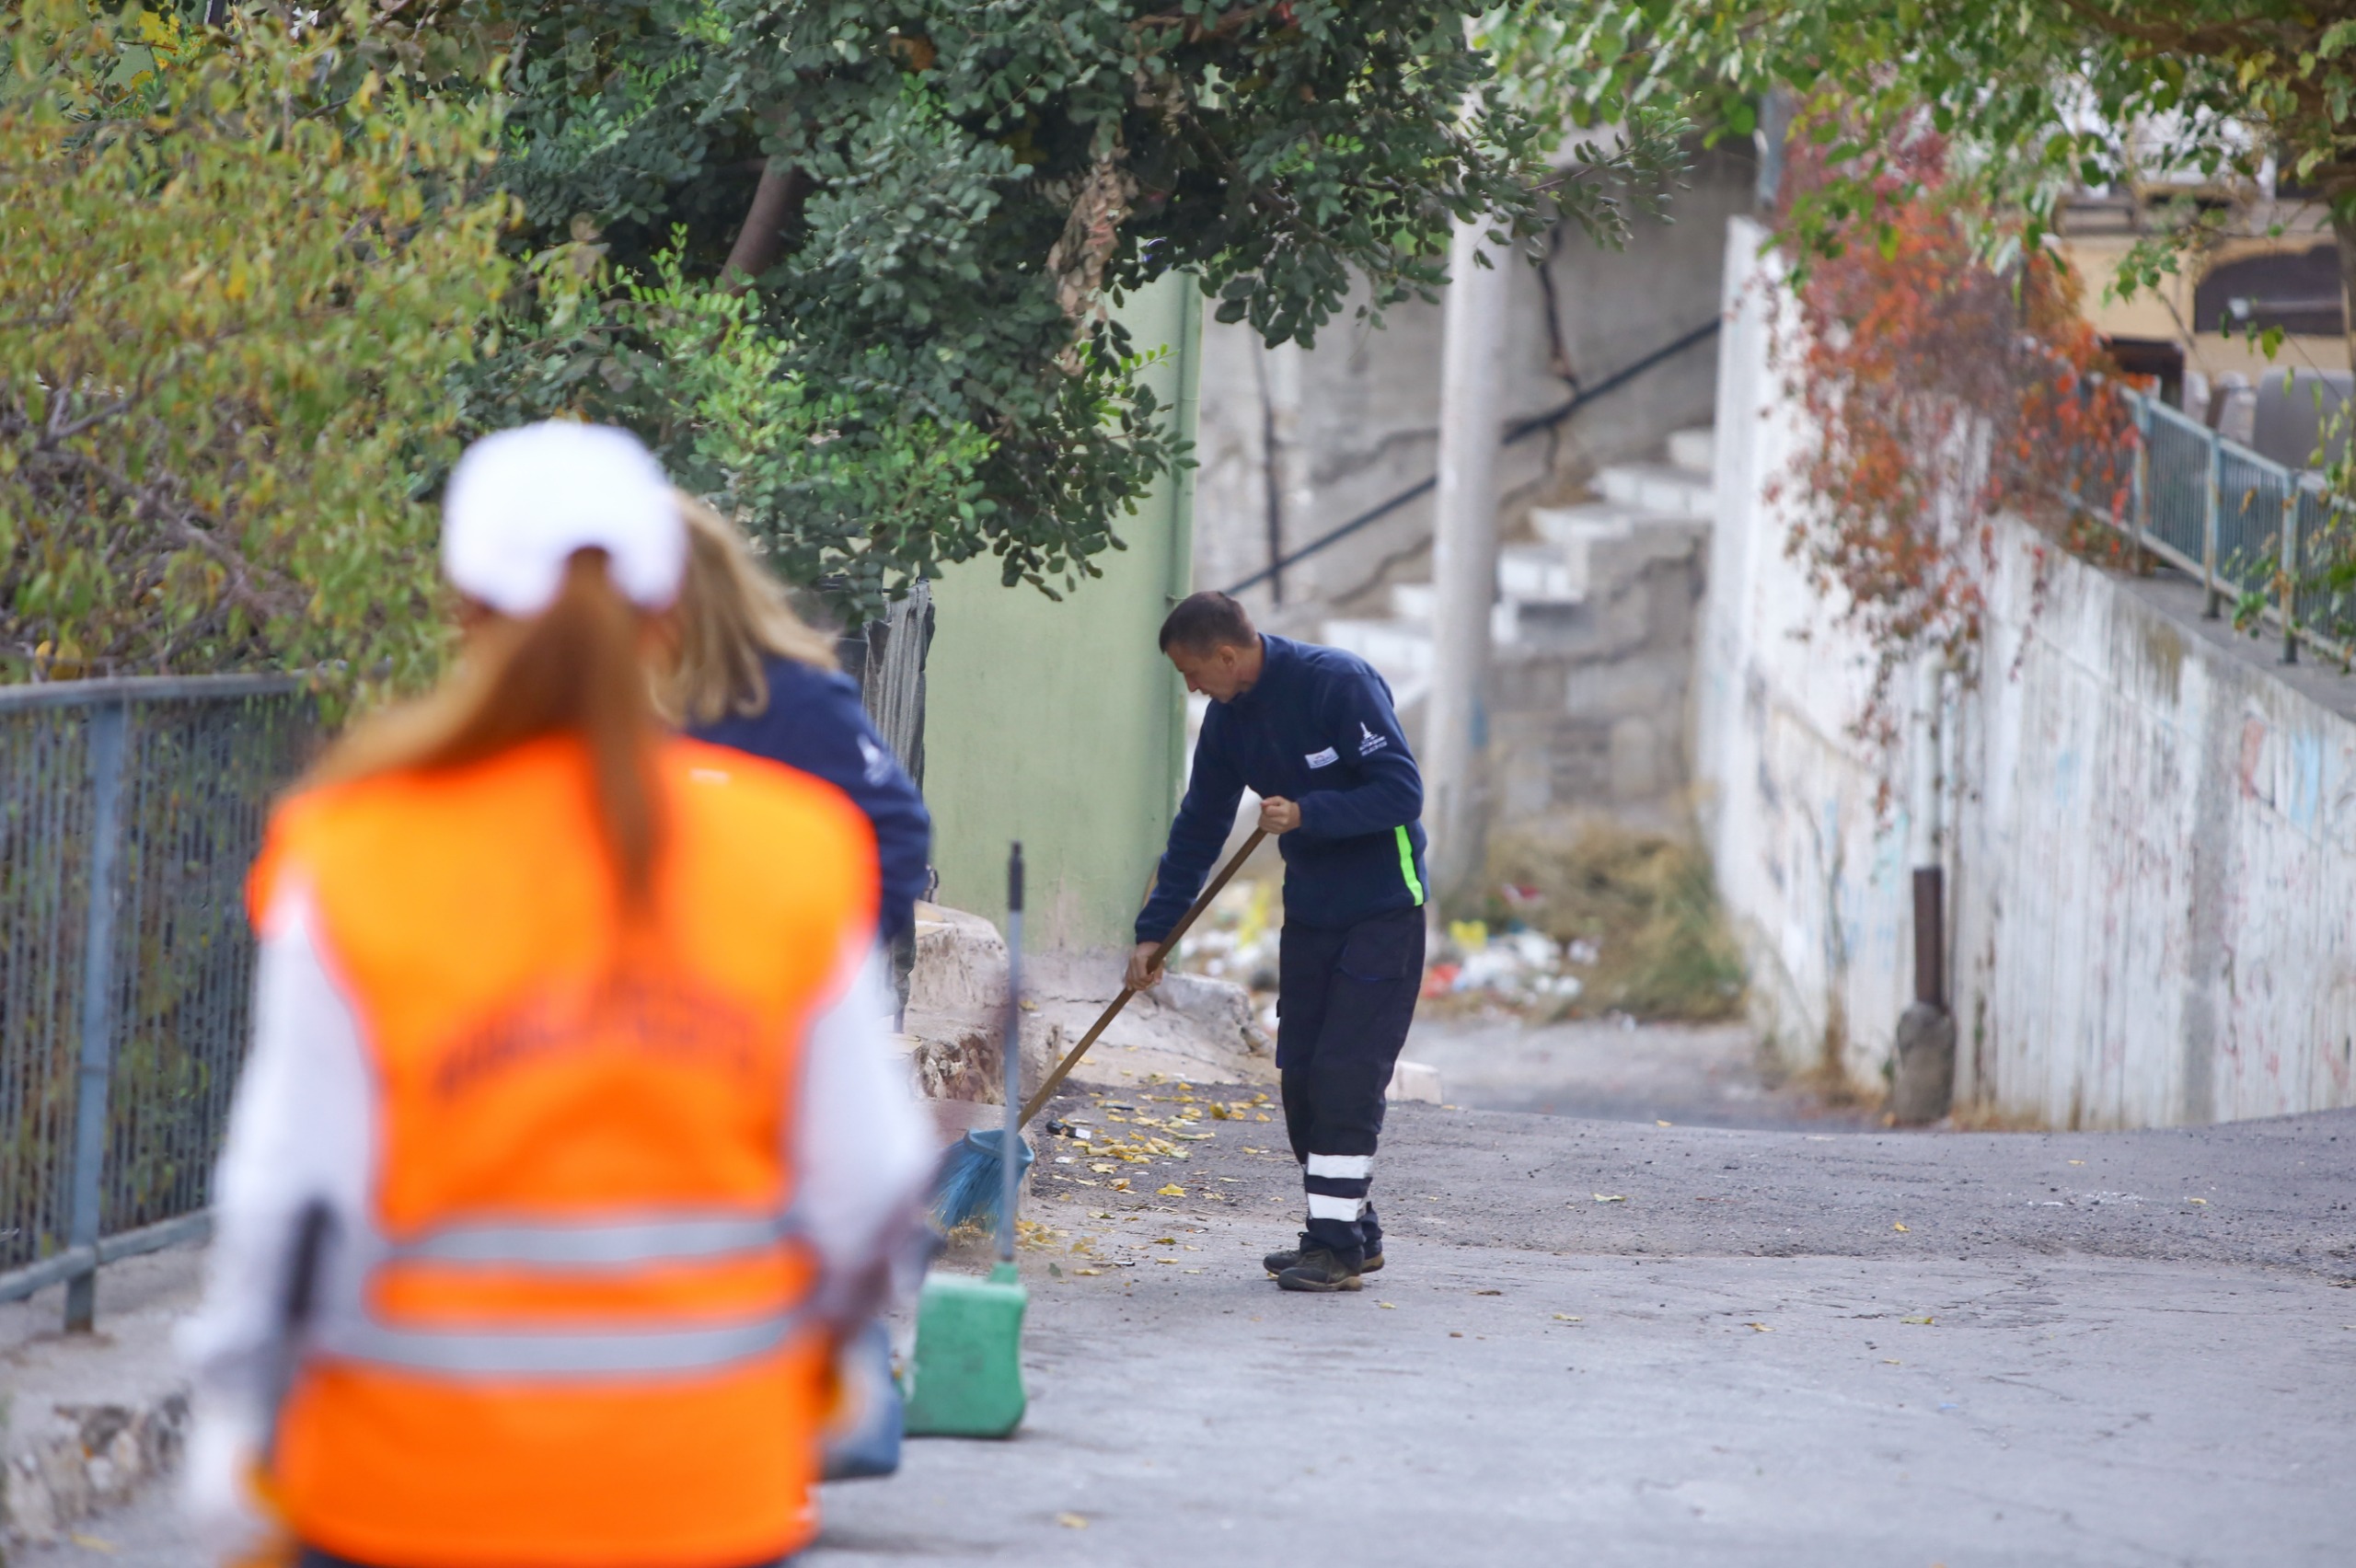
[[1126, 591, 1428, 1293]]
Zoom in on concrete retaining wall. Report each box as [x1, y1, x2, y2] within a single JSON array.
[[1697, 217, 2356, 1126]]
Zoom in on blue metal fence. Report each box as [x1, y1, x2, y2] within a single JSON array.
[[2085, 394, 2355, 663], [0, 582, 933, 1329], [0, 676, 319, 1327]]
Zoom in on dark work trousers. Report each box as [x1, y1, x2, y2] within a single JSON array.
[[1276, 905, 1426, 1262]]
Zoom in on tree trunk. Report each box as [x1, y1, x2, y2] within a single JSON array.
[[722, 162, 809, 289]]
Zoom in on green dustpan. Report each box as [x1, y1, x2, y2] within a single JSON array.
[[905, 843, 1029, 1439]]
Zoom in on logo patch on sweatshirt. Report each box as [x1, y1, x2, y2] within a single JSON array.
[[1304, 746, 1339, 769], [1357, 721, 1389, 757]]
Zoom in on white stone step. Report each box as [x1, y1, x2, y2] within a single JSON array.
[[1531, 502, 1641, 549], [1326, 597, 1522, 679], [1323, 617, 1435, 678], [1497, 544, 1581, 603], [1598, 461, 1714, 519], [1666, 426, 1716, 478]]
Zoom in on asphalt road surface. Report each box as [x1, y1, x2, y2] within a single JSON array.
[[18, 1085, 2355, 1568]]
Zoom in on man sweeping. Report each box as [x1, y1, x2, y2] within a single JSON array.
[[1127, 592, 1428, 1293]]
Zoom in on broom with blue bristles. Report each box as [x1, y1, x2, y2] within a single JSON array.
[[930, 829, 1267, 1231]]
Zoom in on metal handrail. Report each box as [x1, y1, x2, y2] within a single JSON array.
[[2072, 390, 2352, 667], [0, 672, 304, 710]]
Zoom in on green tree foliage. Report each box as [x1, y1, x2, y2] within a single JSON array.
[[1527, 3, 2356, 342], [0, 2, 512, 687], [417, 0, 1661, 618]]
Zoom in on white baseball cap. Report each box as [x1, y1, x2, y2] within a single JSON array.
[[441, 421, 685, 616]]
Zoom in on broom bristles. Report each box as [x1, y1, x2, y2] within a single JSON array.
[[930, 1127, 1034, 1231]]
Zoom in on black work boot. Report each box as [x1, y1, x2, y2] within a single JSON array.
[[1275, 1245, 1365, 1293], [1263, 1231, 1384, 1277]]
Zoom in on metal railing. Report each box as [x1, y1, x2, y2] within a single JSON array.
[[0, 596, 934, 1327], [0, 676, 320, 1326], [2078, 393, 2356, 665]]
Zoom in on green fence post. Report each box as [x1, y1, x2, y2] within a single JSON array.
[[2281, 490, 2301, 665], [2201, 425, 2223, 619], [2130, 398, 2150, 571]]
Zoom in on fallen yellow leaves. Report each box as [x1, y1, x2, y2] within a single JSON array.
[[1157, 1183, 1186, 1197], [1901, 1315, 1934, 1325], [1056, 1513, 1088, 1529], [1747, 1322, 1773, 1332], [1592, 1193, 1627, 1204], [1892, 1222, 1909, 1232]]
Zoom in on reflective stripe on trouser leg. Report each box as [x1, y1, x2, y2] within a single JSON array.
[[1304, 1151, 1372, 1230]]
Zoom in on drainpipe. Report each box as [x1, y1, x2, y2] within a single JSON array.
[[1891, 657, 1956, 1124], [1426, 213, 1510, 908]]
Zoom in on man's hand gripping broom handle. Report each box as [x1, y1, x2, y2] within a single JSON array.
[[1017, 830, 1268, 1127]]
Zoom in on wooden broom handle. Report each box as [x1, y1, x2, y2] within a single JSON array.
[[1017, 829, 1268, 1126]]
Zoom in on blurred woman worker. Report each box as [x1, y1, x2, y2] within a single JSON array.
[[179, 421, 933, 1568], [656, 497, 931, 949]]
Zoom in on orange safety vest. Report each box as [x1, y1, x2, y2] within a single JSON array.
[[248, 733, 877, 1568]]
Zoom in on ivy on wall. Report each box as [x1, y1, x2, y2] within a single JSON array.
[[1771, 124, 2136, 752]]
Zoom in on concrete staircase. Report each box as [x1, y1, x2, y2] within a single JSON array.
[[1322, 427, 1715, 820]]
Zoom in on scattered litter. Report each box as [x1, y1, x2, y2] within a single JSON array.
[[1378, 1301, 1397, 1309], [1937, 1401, 1960, 1412], [1880, 1358, 1901, 1366], [2068, 1159, 2085, 1166], [1172, 878, 1280, 987], [1747, 1322, 1772, 1332], [1420, 920, 1586, 1007], [1553, 1314, 1583, 1322], [1593, 1193, 1627, 1204], [1805, 1135, 1835, 1142], [1057, 1513, 1089, 1530], [2185, 1197, 2210, 1205]]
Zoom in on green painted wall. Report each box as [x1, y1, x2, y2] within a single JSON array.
[[922, 275, 1201, 949]]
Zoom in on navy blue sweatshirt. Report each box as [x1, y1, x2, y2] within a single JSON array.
[[1137, 635, 1427, 942], [689, 655, 932, 947]]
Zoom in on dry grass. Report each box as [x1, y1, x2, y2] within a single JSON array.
[[1480, 816, 1748, 1022], [1942, 1100, 2050, 1133]]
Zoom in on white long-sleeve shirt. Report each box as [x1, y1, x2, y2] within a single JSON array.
[[178, 885, 935, 1440]]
